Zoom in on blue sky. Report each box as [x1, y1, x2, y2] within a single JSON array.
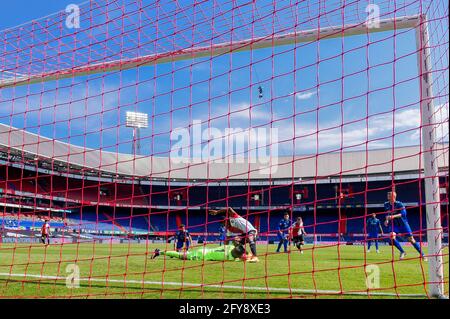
[[0, 0, 448, 158]]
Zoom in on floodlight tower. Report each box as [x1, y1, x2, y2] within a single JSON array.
[[126, 111, 148, 155]]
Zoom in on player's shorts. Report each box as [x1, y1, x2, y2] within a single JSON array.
[[292, 235, 304, 244], [41, 234, 49, 239], [394, 224, 413, 238], [241, 230, 257, 244], [176, 240, 190, 250], [368, 233, 379, 240], [226, 230, 257, 245]]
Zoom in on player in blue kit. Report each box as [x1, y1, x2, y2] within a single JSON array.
[[384, 191, 427, 260], [276, 212, 292, 253], [174, 224, 193, 252], [366, 212, 384, 253], [218, 222, 226, 246]]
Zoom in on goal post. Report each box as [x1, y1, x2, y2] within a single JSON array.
[[415, 15, 447, 299], [0, 15, 422, 89]]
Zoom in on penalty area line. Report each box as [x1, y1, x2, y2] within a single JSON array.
[[0, 272, 427, 298]]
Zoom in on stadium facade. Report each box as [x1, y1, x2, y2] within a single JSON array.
[[1, 124, 448, 244]]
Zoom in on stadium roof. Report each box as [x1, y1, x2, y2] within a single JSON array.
[[0, 123, 448, 181]]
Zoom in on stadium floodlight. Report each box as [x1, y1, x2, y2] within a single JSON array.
[[126, 111, 148, 155], [126, 111, 148, 128]]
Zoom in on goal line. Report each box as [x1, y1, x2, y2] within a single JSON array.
[[0, 272, 427, 298]]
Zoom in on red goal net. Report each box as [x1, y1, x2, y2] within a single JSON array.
[[0, 0, 448, 299]]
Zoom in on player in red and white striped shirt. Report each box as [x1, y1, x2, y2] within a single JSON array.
[[291, 217, 306, 254], [41, 220, 51, 246], [209, 207, 259, 262]]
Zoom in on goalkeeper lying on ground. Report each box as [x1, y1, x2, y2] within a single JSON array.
[[150, 237, 256, 262]]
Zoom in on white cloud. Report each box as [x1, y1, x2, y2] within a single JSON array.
[[434, 102, 449, 142], [230, 102, 270, 121], [369, 108, 421, 132], [393, 108, 421, 128], [274, 108, 428, 154], [409, 129, 420, 141], [292, 90, 317, 100]]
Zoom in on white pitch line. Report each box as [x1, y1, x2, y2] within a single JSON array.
[[0, 272, 427, 297]]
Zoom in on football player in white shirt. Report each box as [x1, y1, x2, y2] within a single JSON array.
[[210, 207, 259, 262]]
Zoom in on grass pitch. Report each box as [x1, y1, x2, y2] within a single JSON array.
[[0, 242, 448, 299]]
